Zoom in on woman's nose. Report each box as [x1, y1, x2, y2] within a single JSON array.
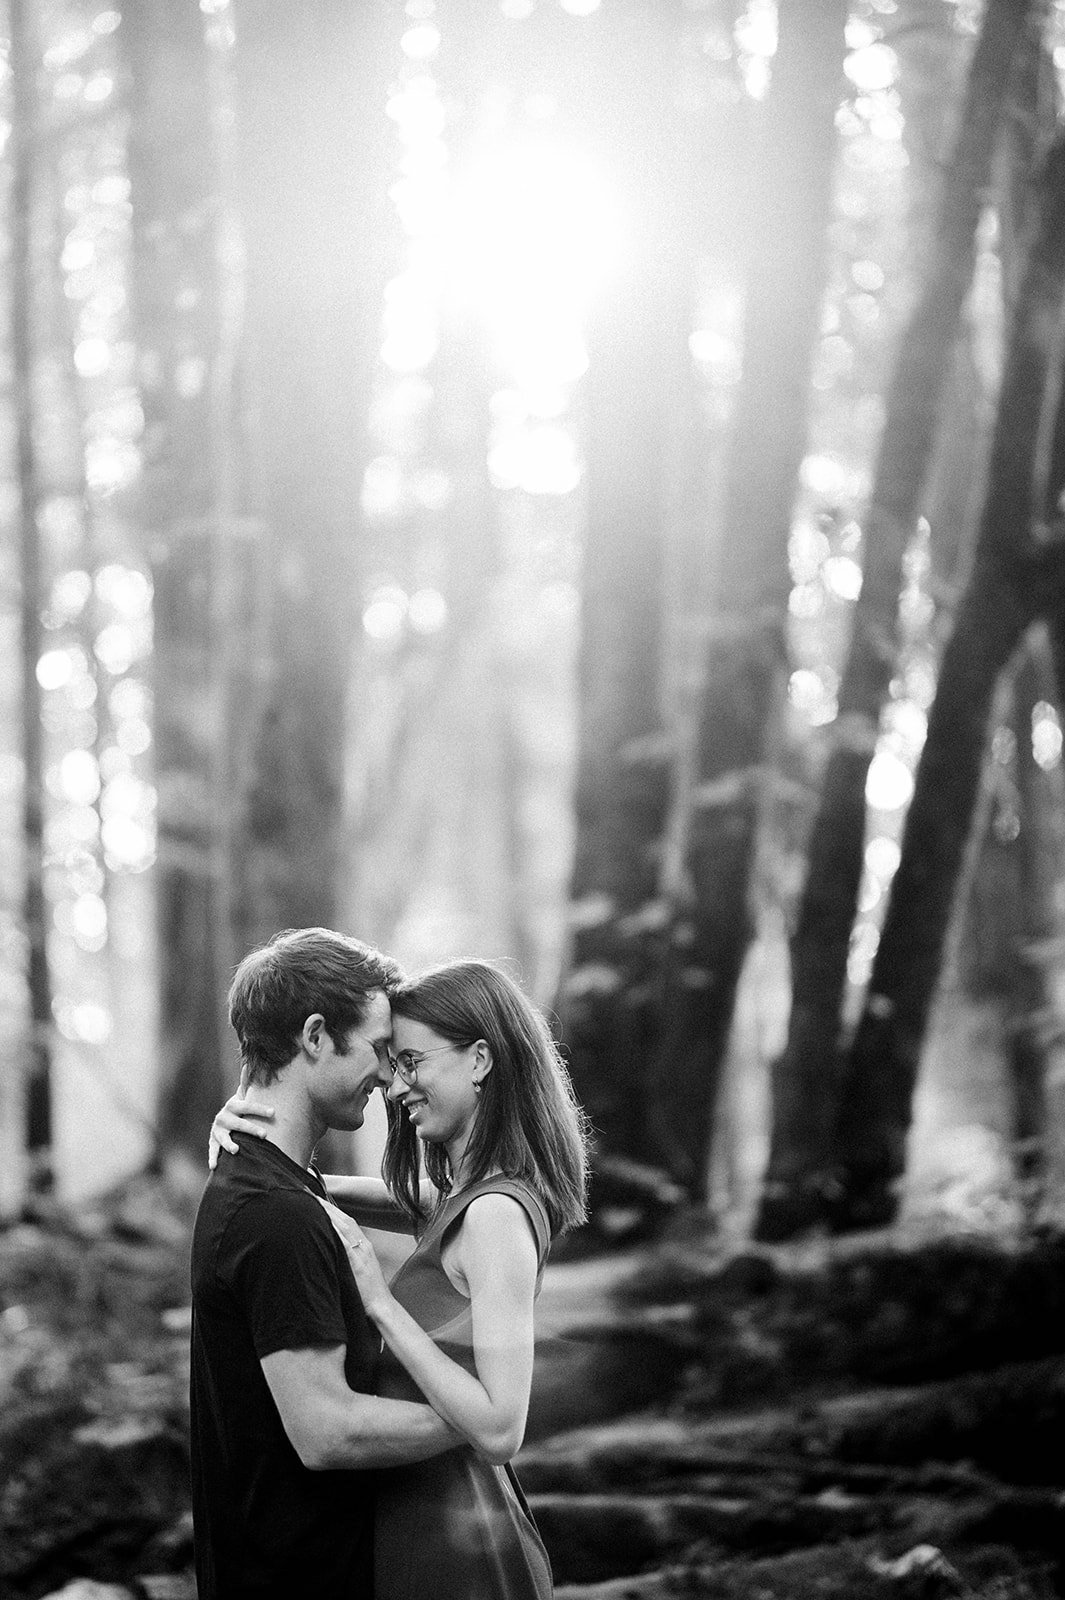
[[385, 1072, 405, 1101]]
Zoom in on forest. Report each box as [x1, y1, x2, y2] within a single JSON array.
[[4, 0, 1065, 1596]]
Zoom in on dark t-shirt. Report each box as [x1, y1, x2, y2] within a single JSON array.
[[190, 1138, 377, 1600]]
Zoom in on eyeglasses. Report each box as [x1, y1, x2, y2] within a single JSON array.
[[387, 1043, 461, 1086]]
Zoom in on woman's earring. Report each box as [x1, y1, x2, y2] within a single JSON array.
[[473, 1081, 482, 1094]]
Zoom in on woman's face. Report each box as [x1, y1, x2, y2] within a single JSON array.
[[386, 1017, 481, 1150]]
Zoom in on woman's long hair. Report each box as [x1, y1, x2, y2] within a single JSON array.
[[383, 960, 590, 1236]]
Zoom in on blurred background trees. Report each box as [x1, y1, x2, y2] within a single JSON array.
[[5, 0, 1065, 1244]]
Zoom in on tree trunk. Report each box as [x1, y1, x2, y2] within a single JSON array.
[[556, 2, 688, 1176], [757, 0, 1036, 1240], [123, 0, 237, 1159], [11, 0, 53, 1199], [949, 632, 1065, 1222], [955, 10, 1063, 1223], [996, 1, 1058, 317], [1004, 636, 1065, 1215], [647, 0, 845, 1202], [830, 132, 1065, 1231], [229, 0, 393, 950]]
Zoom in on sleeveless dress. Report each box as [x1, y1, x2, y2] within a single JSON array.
[[373, 1175, 554, 1600]]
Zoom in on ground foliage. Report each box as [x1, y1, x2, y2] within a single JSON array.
[[1, 1184, 1064, 1598]]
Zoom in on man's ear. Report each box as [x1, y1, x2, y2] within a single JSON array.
[[302, 1014, 326, 1057], [471, 1040, 493, 1085]]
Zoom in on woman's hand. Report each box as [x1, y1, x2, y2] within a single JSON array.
[[208, 1075, 275, 1168], [317, 1199, 392, 1320]]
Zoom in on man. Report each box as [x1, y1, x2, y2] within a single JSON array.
[[190, 926, 457, 1600]]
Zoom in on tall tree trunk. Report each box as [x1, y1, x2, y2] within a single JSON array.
[[948, 633, 1065, 1224], [556, 1, 686, 1177], [646, 0, 845, 1202], [229, 0, 392, 949], [1004, 635, 1065, 1216], [830, 131, 1065, 1232], [757, 0, 1035, 1240], [996, 1, 1057, 315], [123, 0, 235, 1159], [951, 9, 1062, 1224], [11, 0, 53, 1199]]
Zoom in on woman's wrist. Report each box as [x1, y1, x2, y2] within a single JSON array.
[[349, 1259, 392, 1322], [364, 1284, 400, 1329]]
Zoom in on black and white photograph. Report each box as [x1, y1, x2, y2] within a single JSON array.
[[2, 2, 1065, 1597]]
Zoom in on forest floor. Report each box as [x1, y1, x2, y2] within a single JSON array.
[[1, 1179, 1064, 1600]]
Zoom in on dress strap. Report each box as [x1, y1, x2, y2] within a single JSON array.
[[435, 1176, 551, 1272]]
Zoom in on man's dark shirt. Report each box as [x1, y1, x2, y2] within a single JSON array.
[[190, 1137, 378, 1600]]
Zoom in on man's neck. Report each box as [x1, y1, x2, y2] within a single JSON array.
[[253, 1085, 320, 1170]]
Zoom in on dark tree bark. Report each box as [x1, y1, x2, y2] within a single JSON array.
[[555, 2, 688, 1175], [950, 631, 1065, 1222], [1003, 637, 1065, 1213], [644, 0, 845, 1201], [829, 132, 1065, 1232], [123, 0, 236, 1159], [229, 0, 393, 950], [952, 10, 1062, 1222], [11, 0, 53, 1198], [996, 1, 1058, 316], [757, 0, 1036, 1240]]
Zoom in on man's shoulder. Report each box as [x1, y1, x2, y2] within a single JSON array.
[[203, 1139, 318, 1205], [201, 1158, 319, 1232], [194, 1154, 323, 1271]]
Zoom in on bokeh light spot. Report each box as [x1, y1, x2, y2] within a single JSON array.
[[74, 337, 111, 377], [59, 749, 102, 807], [1033, 702, 1062, 770], [845, 42, 897, 92], [822, 555, 863, 602], [866, 835, 901, 880], [363, 586, 408, 642], [37, 650, 74, 692], [401, 23, 441, 58], [866, 750, 913, 812]]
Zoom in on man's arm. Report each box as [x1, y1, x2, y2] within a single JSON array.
[[260, 1344, 460, 1470]]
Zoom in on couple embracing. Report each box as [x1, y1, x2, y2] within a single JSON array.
[[190, 925, 590, 1600]]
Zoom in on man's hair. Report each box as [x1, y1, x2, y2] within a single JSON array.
[[384, 960, 590, 1236], [227, 927, 403, 1086]]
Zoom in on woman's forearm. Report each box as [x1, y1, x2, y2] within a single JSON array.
[[323, 1175, 437, 1232], [372, 1293, 528, 1464], [322, 1174, 413, 1232]]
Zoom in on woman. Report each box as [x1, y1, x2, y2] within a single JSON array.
[[211, 959, 589, 1600]]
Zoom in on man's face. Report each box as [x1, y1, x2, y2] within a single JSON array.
[[310, 989, 393, 1132]]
